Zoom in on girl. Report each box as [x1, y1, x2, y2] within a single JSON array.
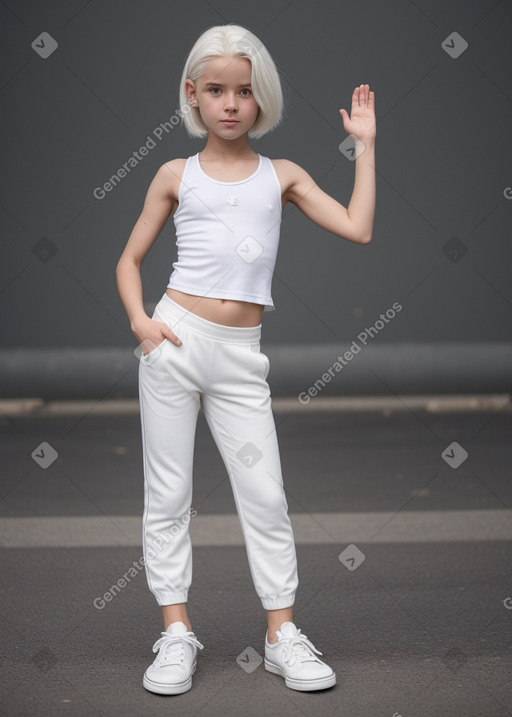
[[116, 23, 376, 696]]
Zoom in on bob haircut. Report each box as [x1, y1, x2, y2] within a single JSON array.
[[179, 24, 284, 140]]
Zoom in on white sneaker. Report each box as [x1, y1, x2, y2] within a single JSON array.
[[264, 621, 336, 691], [143, 621, 204, 695]]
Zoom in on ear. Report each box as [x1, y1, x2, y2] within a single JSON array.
[[185, 78, 198, 106]]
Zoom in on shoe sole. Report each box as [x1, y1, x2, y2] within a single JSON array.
[[143, 661, 197, 695], [264, 658, 336, 691]]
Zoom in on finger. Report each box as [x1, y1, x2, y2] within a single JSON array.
[[157, 321, 182, 347], [166, 329, 182, 346]]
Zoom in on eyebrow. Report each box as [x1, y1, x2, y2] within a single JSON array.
[[203, 82, 252, 88]]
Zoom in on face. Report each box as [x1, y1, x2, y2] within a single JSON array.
[[187, 55, 260, 138]]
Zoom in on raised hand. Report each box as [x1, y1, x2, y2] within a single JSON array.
[[339, 84, 376, 142]]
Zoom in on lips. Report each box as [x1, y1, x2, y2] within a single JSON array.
[[221, 120, 239, 124]]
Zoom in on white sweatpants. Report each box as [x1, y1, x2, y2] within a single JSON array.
[[138, 292, 298, 610]]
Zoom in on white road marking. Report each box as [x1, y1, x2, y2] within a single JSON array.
[[1, 510, 510, 548]]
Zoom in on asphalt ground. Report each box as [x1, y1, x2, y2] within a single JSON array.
[[1, 395, 511, 717]]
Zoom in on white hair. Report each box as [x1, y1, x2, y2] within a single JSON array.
[[178, 24, 284, 139]]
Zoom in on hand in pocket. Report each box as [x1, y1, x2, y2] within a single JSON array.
[[131, 316, 182, 355]]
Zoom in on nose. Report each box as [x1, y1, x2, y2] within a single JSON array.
[[224, 92, 238, 111]]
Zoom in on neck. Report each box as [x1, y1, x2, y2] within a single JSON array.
[[200, 133, 257, 162]]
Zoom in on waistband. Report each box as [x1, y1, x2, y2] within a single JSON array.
[[157, 292, 262, 344]]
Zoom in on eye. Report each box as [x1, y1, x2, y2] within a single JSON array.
[[241, 88, 252, 96], [209, 87, 220, 94]]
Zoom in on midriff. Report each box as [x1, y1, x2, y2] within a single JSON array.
[[165, 288, 264, 327]]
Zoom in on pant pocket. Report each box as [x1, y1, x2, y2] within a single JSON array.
[[259, 350, 270, 378], [248, 342, 270, 378], [141, 338, 168, 365], [141, 296, 175, 363]]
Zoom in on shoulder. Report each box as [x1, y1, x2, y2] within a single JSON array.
[[269, 158, 312, 182], [152, 158, 189, 199], [160, 157, 188, 180], [268, 159, 314, 203], [268, 157, 300, 174], [163, 157, 189, 169]]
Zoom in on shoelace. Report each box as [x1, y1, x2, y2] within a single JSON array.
[[278, 630, 323, 667], [152, 631, 204, 669]]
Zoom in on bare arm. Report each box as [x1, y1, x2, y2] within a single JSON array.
[[285, 84, 376, 244], [115, 161, 183, 349], [347, 136, 375, 242]]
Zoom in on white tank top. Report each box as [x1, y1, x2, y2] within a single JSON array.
[[167, 152, 282, 312]]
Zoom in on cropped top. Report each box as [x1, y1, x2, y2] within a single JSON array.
[[167, 152, 282, 312]]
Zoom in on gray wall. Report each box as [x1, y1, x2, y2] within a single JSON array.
[[1, 0, 511, 398]]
